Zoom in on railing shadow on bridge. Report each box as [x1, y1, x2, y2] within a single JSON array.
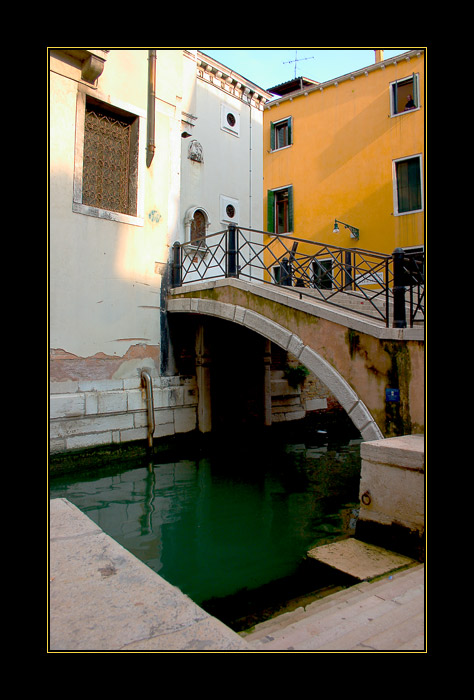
[[171, 226, 424, 329]]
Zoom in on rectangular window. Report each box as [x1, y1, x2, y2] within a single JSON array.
[[313, 259, 333, 289], [394, 155, 423, 215], [272, 266, 281, 284], [390, 74, 419, 116], [73, 92, 145, 226], [276, 189, 289, 233], [83, 99, 138, 216], [270, 117, 292, 151], [267, 186, 293, 233]]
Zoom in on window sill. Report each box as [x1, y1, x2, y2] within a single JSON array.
[[270, 144, 292, 152], [183, 242, 208, 257], [72, 201, 144, 227], [390, 106, 421, 118], [393, 208, 423, 217]]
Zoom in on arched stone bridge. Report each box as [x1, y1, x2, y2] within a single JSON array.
[[167, 278, 424, 441]]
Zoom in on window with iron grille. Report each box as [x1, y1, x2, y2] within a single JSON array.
[[82, 99, 139, 217]]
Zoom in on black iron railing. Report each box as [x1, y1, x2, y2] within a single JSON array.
[[171, 226, 424, 329]]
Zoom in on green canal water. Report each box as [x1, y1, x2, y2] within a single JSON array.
[[50, 426, 362, 630]]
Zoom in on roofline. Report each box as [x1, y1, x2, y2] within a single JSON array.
[[265, 49, 425, 107], [197, 50, 273, 102]]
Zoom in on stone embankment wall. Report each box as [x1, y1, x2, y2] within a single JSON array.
[[357, 434, 425, 559], [50, 376, 198, 455]]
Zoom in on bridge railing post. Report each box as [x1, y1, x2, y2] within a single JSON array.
[[226, 225, 239, 278], [392, 247, 407, 328], [280, 258, 292, 286], [171, 241, 182, 288]]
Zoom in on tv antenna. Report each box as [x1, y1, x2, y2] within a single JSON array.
[[283, 50, 315, 79]]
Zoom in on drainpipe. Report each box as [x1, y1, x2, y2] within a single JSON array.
[[146, 49, 156, 168], [141, 369, 155, 449]]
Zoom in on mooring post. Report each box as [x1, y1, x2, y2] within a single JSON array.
[[226, 225, 238, 278], [171, 241, 182, 288], [393, 248, 407, 328]]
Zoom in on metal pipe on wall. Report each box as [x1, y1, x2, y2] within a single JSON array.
[[141, 369, 155, 449], [146, 49, 156, 168]]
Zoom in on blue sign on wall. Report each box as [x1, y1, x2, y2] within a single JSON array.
[[385, 388, 400, 402]]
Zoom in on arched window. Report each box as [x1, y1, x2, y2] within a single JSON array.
[[191, 209, 206, 244], [184, 206, 210, 248]]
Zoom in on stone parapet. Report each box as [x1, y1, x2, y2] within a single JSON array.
[[358, 434, 424, 536]]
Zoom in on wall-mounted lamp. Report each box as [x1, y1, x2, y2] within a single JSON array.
[[333, 219, 359, 240]]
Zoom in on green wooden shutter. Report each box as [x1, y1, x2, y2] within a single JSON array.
[[267, 190, 275, 232], [270, 122, 275, 151], [288, 117, 293, 145], [288, 186, 294, 232]]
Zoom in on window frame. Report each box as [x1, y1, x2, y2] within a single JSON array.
[[312, 258, 333, 290], [270, 116, 293, 151], [392, 154, 424, 216], [267, 185, 294, 234], [220, 104, 240, 137], [389, 73, 420, 117], [184, 205, 211, 248], [73, 88, 146, 226]]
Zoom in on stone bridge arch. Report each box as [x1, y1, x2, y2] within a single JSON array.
[[167, 279, 424, 440], [170, 292, 383, 441]]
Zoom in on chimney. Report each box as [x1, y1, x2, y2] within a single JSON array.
[[375, 49, 384, 63]]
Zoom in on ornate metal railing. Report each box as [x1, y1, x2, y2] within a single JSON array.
[[171, 226, 424, 329]]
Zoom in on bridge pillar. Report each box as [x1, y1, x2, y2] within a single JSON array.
[[195, 323, 212, 433]]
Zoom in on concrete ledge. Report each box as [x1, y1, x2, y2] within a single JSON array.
[[361, 434, 424, 472], [358, 435, 425, 534], [49, 498, 252, 652], [307, 538, 417, 580]]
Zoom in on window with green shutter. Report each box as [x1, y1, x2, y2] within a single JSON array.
[[270, 117, 293, 151], [267, 186, 294, 233]]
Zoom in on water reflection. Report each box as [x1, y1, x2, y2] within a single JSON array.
[[50, 437, 361, 606]]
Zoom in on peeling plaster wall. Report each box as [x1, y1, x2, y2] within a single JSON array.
[[50, 50, 194, 453]]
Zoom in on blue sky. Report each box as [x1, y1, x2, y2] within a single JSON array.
[[199, 48, 414, 93]]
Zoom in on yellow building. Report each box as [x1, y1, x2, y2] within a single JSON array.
[[263, 49, 425, 261]]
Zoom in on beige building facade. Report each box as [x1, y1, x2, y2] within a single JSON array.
[[49, 49, 270, 454]]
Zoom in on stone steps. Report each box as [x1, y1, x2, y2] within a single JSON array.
[[240, 564, 424, 651]]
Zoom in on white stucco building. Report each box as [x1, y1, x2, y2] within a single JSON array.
[[49, 48, 270, 455], [180, 51, 269, 250]]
